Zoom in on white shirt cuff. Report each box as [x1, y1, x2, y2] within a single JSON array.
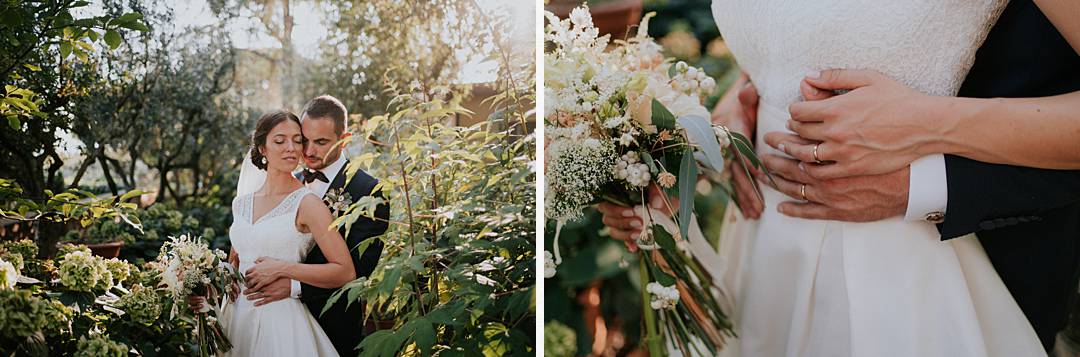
[[905, 154, 948, 221], [290, 279, 302, 299]]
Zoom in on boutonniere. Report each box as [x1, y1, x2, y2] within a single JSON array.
[[323, 188, 353, 216]]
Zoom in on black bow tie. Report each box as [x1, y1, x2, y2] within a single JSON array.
[[301, 169, 329, 184]]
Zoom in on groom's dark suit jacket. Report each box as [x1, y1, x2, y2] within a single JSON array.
[[943, 1, 1080, 350], [295, 162, 389, 356]]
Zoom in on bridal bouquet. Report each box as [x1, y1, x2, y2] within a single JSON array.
[[545, 7, 765, 356], [154, 234, 241, 356]]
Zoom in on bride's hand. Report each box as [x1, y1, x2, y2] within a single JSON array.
[[777, 69, 940, 179], [596, 185, 678, 252], [244, 257, 290, 292], [188, 295, 209, 313], [713, 73, 765, 219]]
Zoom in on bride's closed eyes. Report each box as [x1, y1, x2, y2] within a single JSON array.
[[271, 134, 304, 145]]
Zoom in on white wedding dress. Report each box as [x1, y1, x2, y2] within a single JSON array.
[[704, 1, 1047, 356], [222, 187, 339, 357]]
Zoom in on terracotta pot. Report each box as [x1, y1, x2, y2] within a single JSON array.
[[87, 241, 124, 259], [547, 0, 644, 40]]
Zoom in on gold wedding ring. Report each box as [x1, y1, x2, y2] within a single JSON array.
[[812, 143, 822, 164], [800, 184, 808, 201]]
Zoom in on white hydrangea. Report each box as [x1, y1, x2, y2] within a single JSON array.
[[0, 258, 16, 290], [544, 251, 557, 279], [647, 282, 680, 310], [613, 152, 651, 187]]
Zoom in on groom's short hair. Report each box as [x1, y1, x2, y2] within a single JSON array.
[[301, 95, 347, 135]]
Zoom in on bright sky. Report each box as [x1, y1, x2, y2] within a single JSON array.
[[170, 0, 534, 83]]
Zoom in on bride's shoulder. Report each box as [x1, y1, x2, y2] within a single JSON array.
[[230, 192, 253, 210], [295, 188, 325, 209]]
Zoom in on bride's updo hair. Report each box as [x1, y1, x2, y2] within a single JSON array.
[[250, 110, 301, 170]]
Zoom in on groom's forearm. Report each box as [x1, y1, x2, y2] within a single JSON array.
[[929, 91, 1080, 169]]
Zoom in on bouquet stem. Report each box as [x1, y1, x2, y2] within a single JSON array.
[[640, 261, 663, 356]]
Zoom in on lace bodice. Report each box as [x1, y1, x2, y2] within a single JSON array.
[[229, 187, 318, 273], [711, 0, 1009, 109]]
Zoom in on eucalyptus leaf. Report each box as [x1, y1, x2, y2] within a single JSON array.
[[677, 147, 697, 240], [651, 99, 677, 130]]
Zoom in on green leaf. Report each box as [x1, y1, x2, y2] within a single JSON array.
[[1, 10, 24, 26], [119, 21, 150, 32], [118, 189, 144, 201], [729, 131, 761, 169], [651, 99, 676, 130], [116, 12, 143, 23], [59, 42, 72, 58], [377, 266, 402, 297], [413, 318, 436, 356], [104, 30, 121, 50], [641, 151, 659, 174], [7, 116, 19, 130], [676, 147, 697, 240], [652, 224, 678, 253], [22, 64, 40, 72]]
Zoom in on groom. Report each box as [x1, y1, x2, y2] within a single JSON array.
[[747, 1, 1080, 352], [246, 95, 389, 355]]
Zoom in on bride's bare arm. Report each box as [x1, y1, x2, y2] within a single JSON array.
[[1035, 0, 1080, 54], [289, 196, 356, 288], [246, 196, 355, 290], [929, 91, 1080, 169]]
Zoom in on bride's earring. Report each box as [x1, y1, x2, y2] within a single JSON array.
[[261, 156, 267, 165]]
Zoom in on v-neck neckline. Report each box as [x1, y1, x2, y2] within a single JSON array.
[[248, 188, 303, 225]]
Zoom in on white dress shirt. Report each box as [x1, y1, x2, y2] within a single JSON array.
[[905, 154, 948, 222], [290, 155, 348, 299]]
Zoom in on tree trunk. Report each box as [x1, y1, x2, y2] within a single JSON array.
[[99, 153, 119, 196]]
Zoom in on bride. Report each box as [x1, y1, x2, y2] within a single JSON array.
[[601, 1, 1048, 356], [221, 110, 354, 356]]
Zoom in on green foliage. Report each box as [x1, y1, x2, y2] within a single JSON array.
[[0, 179, 143, 243], [328, 16, 537, 351], [0, 289, 73, 355], [544, 321, 577, 357], [75, 335, 128, 357]]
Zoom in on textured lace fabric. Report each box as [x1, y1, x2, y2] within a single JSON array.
[[711, 0, 1009, 109], [230, 187, 318, 273]]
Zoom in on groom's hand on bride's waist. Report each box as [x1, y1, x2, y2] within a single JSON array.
[[244, 277, 291, 306], [754, 147, 909, 222]]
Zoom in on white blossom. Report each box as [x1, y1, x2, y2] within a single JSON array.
[[613, 152, 651, 187], [0, 258, 16, 289], [544, 251, 557, 279], [647, 282, 680, 310]]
